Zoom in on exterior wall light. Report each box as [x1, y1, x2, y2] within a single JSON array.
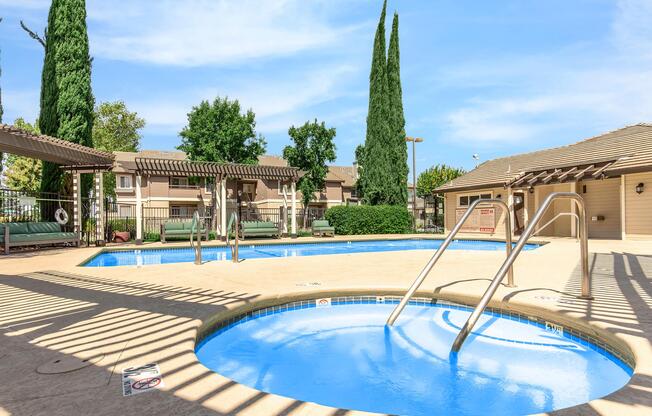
[[528, 186, 534, 194], [636, 183, 645, 194]]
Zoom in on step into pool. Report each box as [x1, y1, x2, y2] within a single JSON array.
[[83, 238, 540, 267]]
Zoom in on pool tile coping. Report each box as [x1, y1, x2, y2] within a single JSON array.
[[195, 294, 635, 372]]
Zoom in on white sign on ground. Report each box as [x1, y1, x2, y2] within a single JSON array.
[[122, 363, 164, 397]]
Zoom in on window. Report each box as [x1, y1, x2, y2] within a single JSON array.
[[170, 205, 195, 218], [170, 177, 189, 188], [458, 192, 492, 207], [117, 175, 132, 190], [277, 180, 287, 196], [241, 183, 255, 202], [204, 178, 213, 193]]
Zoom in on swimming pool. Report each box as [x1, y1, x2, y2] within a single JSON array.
[[83, 238, 540, 267], [196, 298, 632, 416]]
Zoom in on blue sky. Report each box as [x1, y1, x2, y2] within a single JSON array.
[[1, 0, 651, 174]]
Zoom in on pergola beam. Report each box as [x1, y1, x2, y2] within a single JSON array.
[[0, 124, 113, 167], [574, 164, 594, 180], [541, 169, 562, 184], [527, 171, 548, 185]]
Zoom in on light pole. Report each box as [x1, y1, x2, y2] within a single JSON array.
[[406, 136, 423, 230]]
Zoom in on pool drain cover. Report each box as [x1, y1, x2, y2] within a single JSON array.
[[36, 352, 104, 374]]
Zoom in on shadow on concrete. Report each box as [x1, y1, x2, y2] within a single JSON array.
[[0, 271, 351, 415]]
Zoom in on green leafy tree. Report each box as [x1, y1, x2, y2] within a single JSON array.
[[359, 0, 392, 205], [39, 0, 94, 196], [386, 12, 408, 206], [92, 101, 145, 197], [2, 118, 43, 191], [283, 119, 337, 225], [178, 97, 266, 164], [416, 164, 466, 198]]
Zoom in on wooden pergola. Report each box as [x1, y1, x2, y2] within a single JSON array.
[[133, 157, 301, 241], [0, 124, 114, 244]]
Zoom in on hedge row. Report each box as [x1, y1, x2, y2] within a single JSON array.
[[325, 205, 411, 235]]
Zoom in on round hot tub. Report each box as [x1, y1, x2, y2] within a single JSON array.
[[195, 297, 632, 416]]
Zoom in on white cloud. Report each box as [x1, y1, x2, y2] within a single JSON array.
[[87, 0, 364, 67], [132, 64, 361, 137], [439, 0, 652, 145]]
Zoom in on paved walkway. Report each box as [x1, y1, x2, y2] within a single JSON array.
[[0, 235, 650, 415]]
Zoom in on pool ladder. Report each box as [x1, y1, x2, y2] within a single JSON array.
[[386, 192, 593, 353], [190, 211, 203, 265], [226, 212, 239, 263]]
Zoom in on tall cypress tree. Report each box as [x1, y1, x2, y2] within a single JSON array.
[[386, 12, 408, 206], [39, 0, 94, 195], [361, 0, 392, 205], [39, 1, 61, 194]]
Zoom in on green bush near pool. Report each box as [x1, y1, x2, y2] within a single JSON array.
[[325, 205, 411, 235]]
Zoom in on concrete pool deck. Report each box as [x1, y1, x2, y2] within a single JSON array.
[[0, 235, 650, 415]]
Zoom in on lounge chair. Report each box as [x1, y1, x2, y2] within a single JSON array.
[[1, 222, 79, 254], [239, 221, 280, 240], [312, 220, 335, 237], [161, 220, 208, 243]]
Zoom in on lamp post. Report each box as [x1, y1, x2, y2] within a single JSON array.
[[406, 136, 423, 230]]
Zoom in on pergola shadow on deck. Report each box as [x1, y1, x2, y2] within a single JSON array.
[[132, 157, 301, 242]]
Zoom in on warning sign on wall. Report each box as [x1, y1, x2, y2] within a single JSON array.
[[455, 207, 496, 233], [122, 363, 164, 396]]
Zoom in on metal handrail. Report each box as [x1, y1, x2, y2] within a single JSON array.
[[225, 211, 239, 263], [190, 211, 202, 265], [450, 192, 592, 353], [534, 212, 580, 240], [386, 198, 513, 326]]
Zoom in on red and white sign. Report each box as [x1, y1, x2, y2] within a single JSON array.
[[455, 207, 496, 233], [122, 363, 164, 396]]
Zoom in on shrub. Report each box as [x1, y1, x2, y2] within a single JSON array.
[[325, 205, 411, 235]]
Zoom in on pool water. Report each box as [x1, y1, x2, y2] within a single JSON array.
[[84, 238, 539, 267], [196, 302, 632, 416]]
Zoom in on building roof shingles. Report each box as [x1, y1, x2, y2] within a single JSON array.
[[436, 123, 652, 192]]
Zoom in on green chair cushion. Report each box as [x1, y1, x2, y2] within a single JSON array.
[[165, 229, 189, 235], [314, 226, 335, 231], [0, 222, 29, 235], [312, 220, 330, 228], [241, 221, 257, 229], [6, 232, 76, 243], [164, 222, 185, 231], [28, 222, 61, 234]]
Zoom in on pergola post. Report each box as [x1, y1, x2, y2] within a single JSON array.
[[506, 186, 514, 236], [212, 175, 220, 234], [282, 184, 289, 237], [291, 180, 297, 238], [220, 178, 227, 241], [570, 181, 578, 237], [135, 173, 143, 244], [73, 172, 82, 239], [95, 172, 105, 246]]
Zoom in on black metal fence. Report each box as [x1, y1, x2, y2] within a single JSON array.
[[2, 187, 329, 245], [0, 187, 102, 245], [413, 196, 445, 233]]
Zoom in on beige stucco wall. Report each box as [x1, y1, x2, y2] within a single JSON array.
[[445, 178, 628, 239], [625, 172, 652, 238], [579, 178, 621, 239]]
